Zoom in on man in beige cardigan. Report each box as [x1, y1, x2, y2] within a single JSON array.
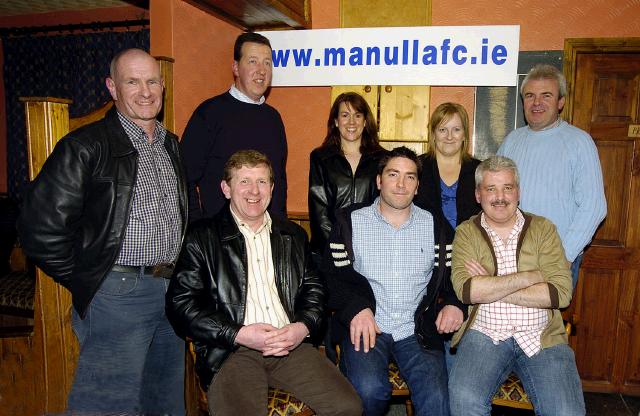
[[448, 155, 585, 416]]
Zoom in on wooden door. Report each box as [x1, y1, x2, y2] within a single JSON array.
[[565, 41, 640, 395]]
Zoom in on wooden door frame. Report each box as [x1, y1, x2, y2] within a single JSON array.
[[562, 37, 640, 124]]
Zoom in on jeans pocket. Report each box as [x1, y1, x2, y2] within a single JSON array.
[[98, 271, 139, 296]]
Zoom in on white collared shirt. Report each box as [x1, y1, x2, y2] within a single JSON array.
[[471, 210, 549, 357], [229, 84, 265, 105], [230, 209, 290, 328]]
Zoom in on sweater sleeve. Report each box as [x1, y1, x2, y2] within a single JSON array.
[[563, 133, 606, 261], [181, 104, 217, 222], [322, 212, 375, 328], [270, 114, 288, 219], [535, 218, 573, 309]]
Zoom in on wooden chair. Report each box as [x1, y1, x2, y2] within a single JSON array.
[[187, 341, 314, 416], [388, 361, 414, 416]]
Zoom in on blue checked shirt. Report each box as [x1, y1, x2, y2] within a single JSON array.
[[115, 112, 182, 266], [351, 197, 435, 341]]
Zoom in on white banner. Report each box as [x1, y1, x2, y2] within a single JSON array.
[[259, 26, 520, 87]]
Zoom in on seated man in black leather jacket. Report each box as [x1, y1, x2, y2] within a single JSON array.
[[166, 150, 361, 416]]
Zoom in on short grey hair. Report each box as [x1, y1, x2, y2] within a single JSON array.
[[475, 155, 520, 189], [520, 64, 567, 98]]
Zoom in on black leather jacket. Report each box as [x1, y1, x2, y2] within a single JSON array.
[[308, 146, 388, 255], [18, 107, 188, 318], [165, 205, 325, 389]]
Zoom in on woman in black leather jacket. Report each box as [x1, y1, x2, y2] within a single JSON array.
[[308, 92, 387, 258]]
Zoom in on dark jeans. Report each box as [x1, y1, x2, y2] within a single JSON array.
[[68, 270, 185, 415], [207, 343, 362, 416], [571, 254, 583, 290], [341, 333, 449, 416]]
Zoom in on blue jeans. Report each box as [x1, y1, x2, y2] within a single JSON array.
[[68, 270, 185, 415], [443, 339, 454, 374], [449, 329, 585, 416], [571, 254, 583, 291], [341, 333, 449, 416]]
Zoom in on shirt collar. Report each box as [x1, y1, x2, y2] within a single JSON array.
[[117, 111, 166, 145], [530, 116, 562, 132], [230, 206, 272, 234], [480, 208, 525, 236], [229, 84, 265, 105], [372, 196, 416, 229]]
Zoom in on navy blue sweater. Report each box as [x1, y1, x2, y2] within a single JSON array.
[[181, 92, 288, 221]]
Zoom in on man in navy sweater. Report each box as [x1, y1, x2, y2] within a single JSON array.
[[181, 32, 287, 222]]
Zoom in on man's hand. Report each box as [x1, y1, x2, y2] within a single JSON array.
[[235, 323, 280, 352], [350, 308, 381, 353], [263, 322, 309, 357], [435, 305, 464, 334]]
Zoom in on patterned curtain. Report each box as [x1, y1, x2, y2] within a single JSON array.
[[2, 29, 149, 200]]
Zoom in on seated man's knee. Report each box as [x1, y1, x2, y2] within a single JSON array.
[[449, 382, 491, 416], [349, 372, 391, 403]]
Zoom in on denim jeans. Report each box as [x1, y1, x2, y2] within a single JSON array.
[[340, 333, 449, 416], [68, 270, 185, 415], [449, 329, 585, 416], [443, 339, 454, 374], [571, 254, 583, 291]]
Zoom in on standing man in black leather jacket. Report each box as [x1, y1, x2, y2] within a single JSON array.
[[166, 150, 361, 416], [18, 49, 187, 415]]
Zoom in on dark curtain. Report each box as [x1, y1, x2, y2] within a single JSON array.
[[2, 29, 149, 200]]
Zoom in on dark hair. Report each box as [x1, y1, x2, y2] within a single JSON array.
[[223, 150, 274, 183], [320, 92, 383, 155], [427, 102, 472, 162], [377, 146, 422, 177], [234, 32, 272, 61]]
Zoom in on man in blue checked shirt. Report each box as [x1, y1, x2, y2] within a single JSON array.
[[324, 146, 465, 416]]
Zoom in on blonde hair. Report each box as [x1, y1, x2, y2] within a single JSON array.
[[426, 102, 471, 162]]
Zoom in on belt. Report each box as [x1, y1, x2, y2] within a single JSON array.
[[111, 263, 175, 278]]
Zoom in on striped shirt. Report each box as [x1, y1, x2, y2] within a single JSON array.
[[115, 112, 182, 266], [471, 210, 549, 357], [351, 198, 435, 341], [231, 209, 290, 328]]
